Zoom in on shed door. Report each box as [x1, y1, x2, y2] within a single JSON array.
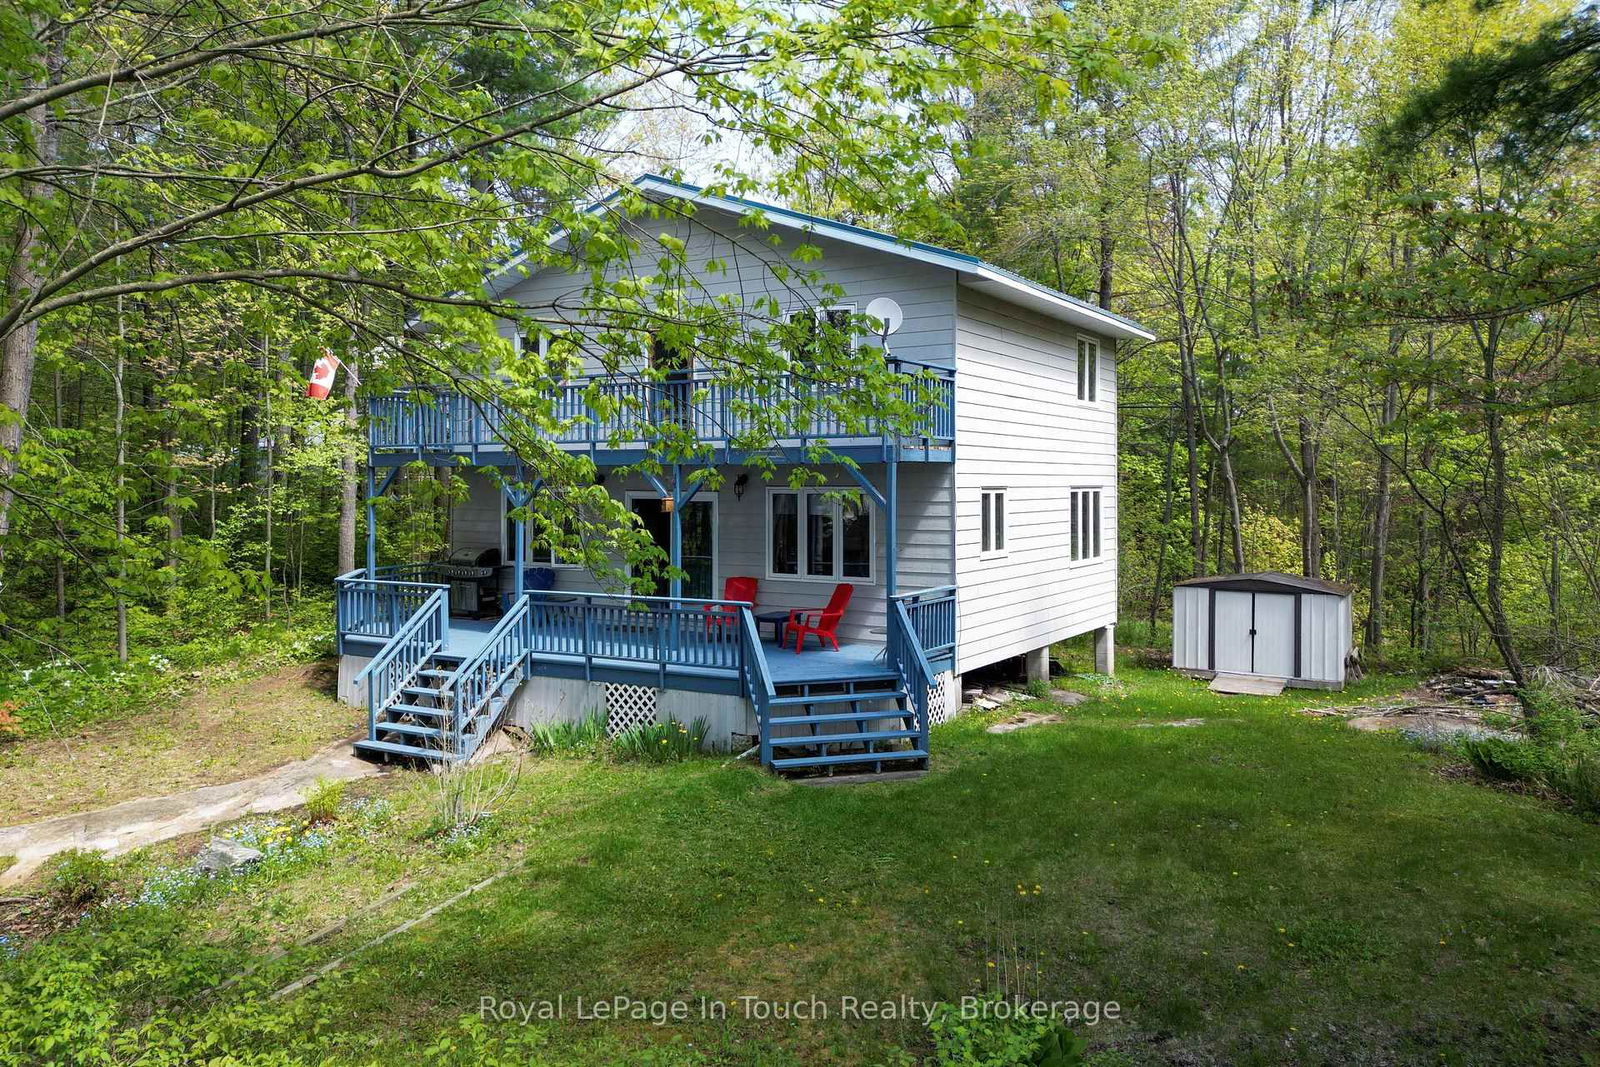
[[1212, 591, 1256, 674], [1252, 594, 1296, 678]]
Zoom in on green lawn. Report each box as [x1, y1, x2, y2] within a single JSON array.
[[7, 667, 1600, 1066]]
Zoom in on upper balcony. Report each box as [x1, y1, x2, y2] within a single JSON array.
[[367, 359, 954, 468]]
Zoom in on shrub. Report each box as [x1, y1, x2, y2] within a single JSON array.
[[47, 849, 118, 909], [1553, 749, 1600, 815], [525, 712, 607, 757], [1461, 736, 1545, 783], [425, 760, 518, 840], [1024, 679, 1052, 700], [301, 777, 346, 824], [925, 1002, 1086, 1066], [612, 717, 709, 763]]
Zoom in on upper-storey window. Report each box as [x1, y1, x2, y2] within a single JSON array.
[[768, 487, 872, 582], [1076, 337, 1100, 402]]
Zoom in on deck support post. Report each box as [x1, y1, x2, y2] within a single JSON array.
[[1094, 624, 1115, 675], [885, 454, 898, 600], [1024, 646, 1051, 684], [365, 466, 377, 579], [668, 465, 683, 602], [363, 465, 401, 579]]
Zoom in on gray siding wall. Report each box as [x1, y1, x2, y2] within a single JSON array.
[[1172, 585, 1209, 672], [953, 287, 1119, 673], [494, 205, 957, 370], [451, 462, 954, 646]]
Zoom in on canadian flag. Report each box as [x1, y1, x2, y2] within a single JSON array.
[[306, 351, 341, 399]]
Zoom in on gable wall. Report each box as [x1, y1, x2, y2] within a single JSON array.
[[493, 206, 958, 370], [952, 287, 1119, 673]]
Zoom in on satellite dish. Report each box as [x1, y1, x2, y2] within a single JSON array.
[[864, 297, 904, 338]]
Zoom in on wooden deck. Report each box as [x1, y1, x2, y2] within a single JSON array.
[[438, 616, 893, 686]]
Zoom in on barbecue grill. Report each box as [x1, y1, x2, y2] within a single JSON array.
[[434, 546, 501, 617]]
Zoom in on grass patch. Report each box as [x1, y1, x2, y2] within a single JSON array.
[[4, 667, 1599, 1065], [0, 658, 359, 824]]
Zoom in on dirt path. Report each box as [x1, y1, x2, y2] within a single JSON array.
[[0, 660, 359, 825], [0, 740, 385, 886]]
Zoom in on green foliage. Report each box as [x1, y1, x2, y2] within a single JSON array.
[[925, 1002, 1082, 1066], [46, 849, 118, 910], [0, 596, 333, 738], [611, 717, 710, 762], [301, 778, 346, 825], [525, 712, 607, 757]]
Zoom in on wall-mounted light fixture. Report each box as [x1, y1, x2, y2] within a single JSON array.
[[661, 494, 674, 514], [733, 472, 749, 501]]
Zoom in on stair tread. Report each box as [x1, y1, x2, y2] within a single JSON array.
[[768, 690, 908, 708], [771, 749, 928, 769], [354, 738, 458, 761], [390, 702, 452, 717], [401, 686, 445, 698], [768, 710, 913, 726], [769, 729, 920, 746], [374, 721, 443, 739]]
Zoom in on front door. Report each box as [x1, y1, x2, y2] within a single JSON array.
[[629, 497, 715, 599]]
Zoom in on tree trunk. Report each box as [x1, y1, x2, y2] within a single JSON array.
[[1365, 382, 1398, 655], [0, 38, 60, 563], [1298, 416, 1320, 577], [1479, 320, 1524, 685], [114, 296, 128, 663]]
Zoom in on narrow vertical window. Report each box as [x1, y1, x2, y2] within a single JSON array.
[[840, 493, 871, 578], [770, 492, 798, 576], [806, 492, 835, 577], [981, 489, 1006, 557], [1070, 487, 1103, 561], [1076, 338, 1099, 402]]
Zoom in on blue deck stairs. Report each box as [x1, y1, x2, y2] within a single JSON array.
[[353, 593, 527, 764], [350, 594, 943, 774]]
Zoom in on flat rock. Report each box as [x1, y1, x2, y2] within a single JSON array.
[[195, 837, 263, 876], [1346, 711, 1517, 741], [1133, 717, 1205, 728], [986, 711, 1063, 734], [1049, 690, 1089, 706]]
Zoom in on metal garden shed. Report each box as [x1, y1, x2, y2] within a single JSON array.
[[1171, 572, 1353, 690]]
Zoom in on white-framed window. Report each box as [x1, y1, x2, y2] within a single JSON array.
[[1069, 488, 1103, 562], [1076, 337, 1100, 402], [505, 500, 579, 568], [784, 304, 857, 365], [980, 488, 1007, 557], [767, 487, 873, 582]]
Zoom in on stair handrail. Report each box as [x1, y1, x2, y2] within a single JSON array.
[[354, 587, 449, 748], [439, 594, 532, 757], [887, 597, 938, 753], [738, 606, 778, 766]]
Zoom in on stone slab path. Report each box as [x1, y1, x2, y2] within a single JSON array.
[[0, 741, 384, 887]]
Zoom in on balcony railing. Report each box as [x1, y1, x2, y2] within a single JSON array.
[[367, 361, 954, 456]]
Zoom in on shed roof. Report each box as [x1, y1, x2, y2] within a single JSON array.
[[1173, 571, 1352, 596], [486, 174, 1156, 343]]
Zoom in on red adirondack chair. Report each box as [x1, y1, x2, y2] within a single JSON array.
[[787, 583, 854, 652], [705, 576, 758, 634]]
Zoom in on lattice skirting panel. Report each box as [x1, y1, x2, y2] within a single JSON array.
[[926, 670, 960, 726], [605, 683, 660, 737]]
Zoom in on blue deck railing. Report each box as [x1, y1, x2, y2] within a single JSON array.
[[354, 586, 448, 745], [336, 568, 450, 641], [894, 585, 957, 667], [525, 592, 758, 687], [441, 595, 532, 758], [367, 361, 954, 457]]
